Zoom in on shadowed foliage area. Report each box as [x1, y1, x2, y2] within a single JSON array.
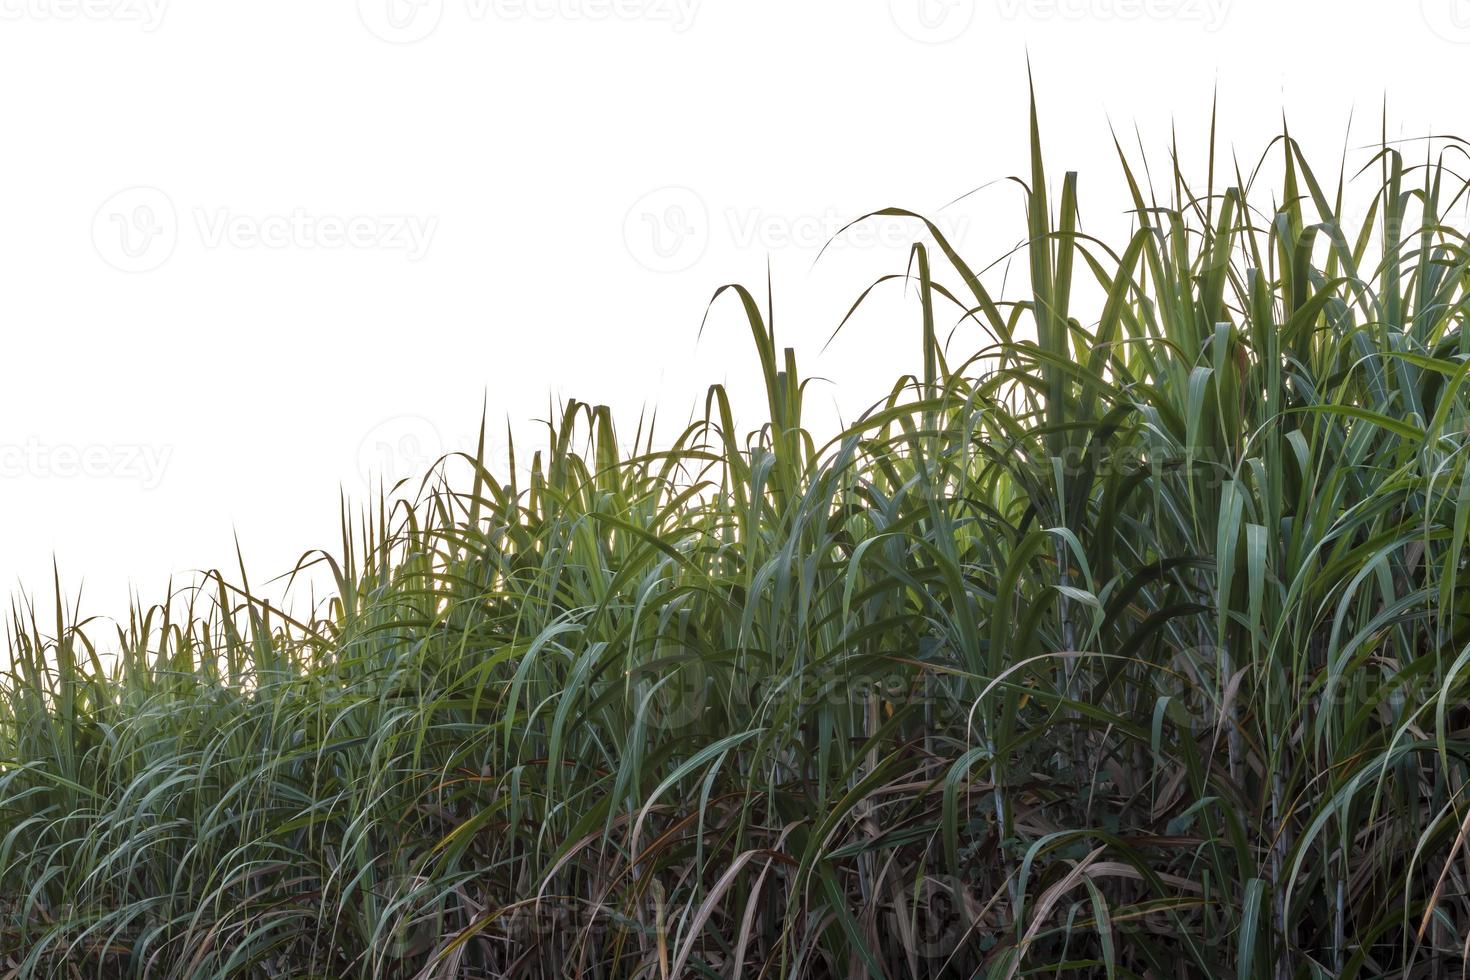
[[8, 93, 1470, 977]]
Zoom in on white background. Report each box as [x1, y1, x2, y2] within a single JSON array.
[[1, 0, 1466, 616]]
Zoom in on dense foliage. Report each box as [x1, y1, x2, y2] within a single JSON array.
[[7, 97, 1470, 977]]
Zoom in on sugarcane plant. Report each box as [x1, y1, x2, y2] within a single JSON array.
[[5, 89, 1470, 977]]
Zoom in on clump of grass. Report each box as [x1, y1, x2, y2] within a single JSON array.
[[7, 91, 1470, 977]]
